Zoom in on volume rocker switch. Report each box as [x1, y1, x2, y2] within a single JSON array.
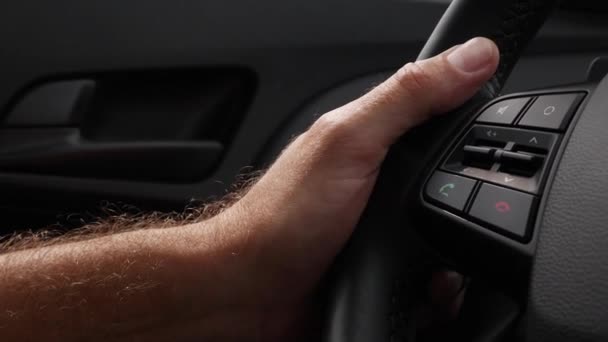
[[463, 145, 495, 169]]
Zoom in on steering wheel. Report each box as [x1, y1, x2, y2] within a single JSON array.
[[323, 0, 608, 341]]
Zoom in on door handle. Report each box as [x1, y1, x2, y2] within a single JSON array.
[[0, 129, 224, 182]]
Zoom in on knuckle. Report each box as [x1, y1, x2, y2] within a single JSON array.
[[309, 112, 349, 140], [393, 61, 435, 95], [307, 111, 353, 151], [307, 111, 383, 168]]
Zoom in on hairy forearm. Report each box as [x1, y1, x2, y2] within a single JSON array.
[[0, 129, 349, 342], [0, 211, 264, 341], [0, 38, 499, 342]]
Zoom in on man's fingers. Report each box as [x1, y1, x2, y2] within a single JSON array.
[[331, 37, 499, 147], [429, 271, 467, 320]]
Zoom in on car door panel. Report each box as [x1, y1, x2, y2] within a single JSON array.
[[1, 0, 608, 232]]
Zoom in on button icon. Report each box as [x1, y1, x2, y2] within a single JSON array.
[[426, 172, 477, 212], [470, 184, 534, 238], [477, 98, 530, 125], [504, 176, 514, 183], [496, 105, 509, 116], [518, 94, 583, 131], [529, 136, 538, 144], [439, 183, 455, 197], [495, 201, 511, 213], [486, 129, 497, 138], [543, 105, 556, 116]]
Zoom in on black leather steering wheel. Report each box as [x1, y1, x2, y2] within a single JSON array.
[[323, 0, 608, 341]]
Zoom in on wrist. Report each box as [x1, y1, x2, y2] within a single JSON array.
[[174, 208, 303, 340]]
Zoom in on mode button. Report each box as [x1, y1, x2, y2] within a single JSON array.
[[518, 93, 584, 131]]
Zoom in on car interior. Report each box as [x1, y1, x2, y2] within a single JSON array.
[[2, 0, 608, 340]]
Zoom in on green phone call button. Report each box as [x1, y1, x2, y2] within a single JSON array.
[[426, 171, 476, 212]]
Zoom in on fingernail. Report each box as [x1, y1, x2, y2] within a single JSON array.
[[447, 37, 495, 73]]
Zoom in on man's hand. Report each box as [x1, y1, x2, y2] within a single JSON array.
[[228, 37, 499, 338], [0, 38, 499, 341]]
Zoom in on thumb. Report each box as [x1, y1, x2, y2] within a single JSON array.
[[332, 37, 499, 147], [221, 38, 499, 300]]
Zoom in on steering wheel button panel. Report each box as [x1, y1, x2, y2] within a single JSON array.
[[518, 93, 585, 131], [476, 97, 531, 125], [468, 125, 557, 151], [425, 171, 476, 212], [468, 183, 536, 240], [442, 125, 559, 194], [462, 168, 538, 193]]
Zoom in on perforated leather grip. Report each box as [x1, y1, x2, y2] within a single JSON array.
[[419, 0, 559, 97]]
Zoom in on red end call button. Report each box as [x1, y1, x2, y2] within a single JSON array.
[[469, 183, 536, 240]]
